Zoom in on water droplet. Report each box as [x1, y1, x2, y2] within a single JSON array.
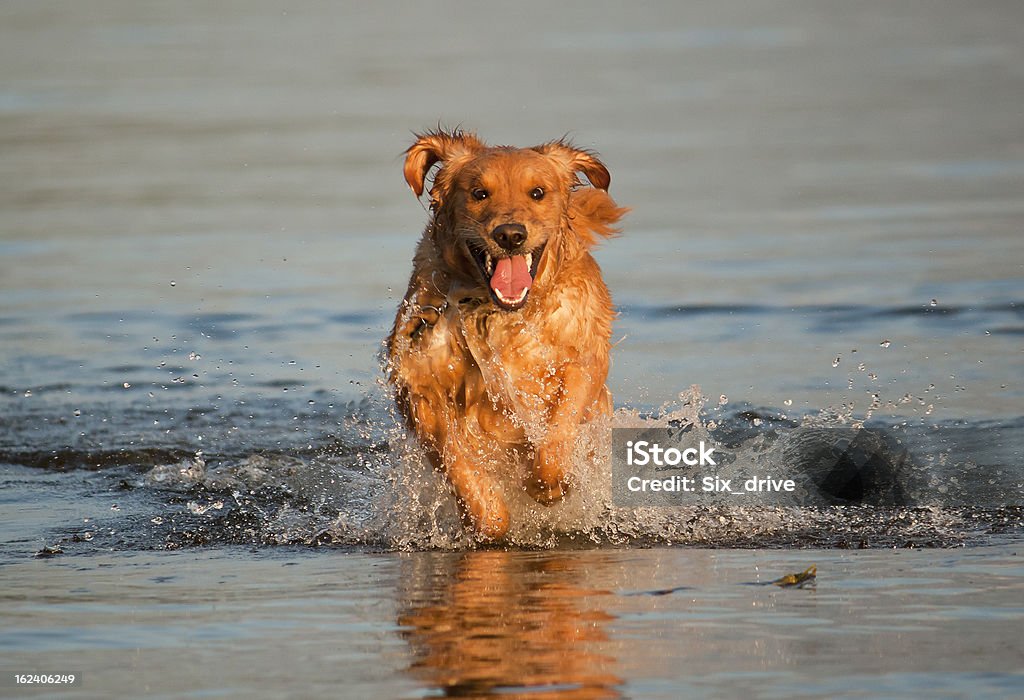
[[832, 356, 841, 368], [880, 339, 891, 348], [783, 399, 793, 406], [188, 352, 201, 361], [929, 298, 938, 307], [169, 280, 176, 287], [151, 517, 164, 525], [122, 382, 131, 389], [718, 394, 728, 405], [73, 409, 81, 417], [23, 390, 33, 398], [857, 362, 866, 371]]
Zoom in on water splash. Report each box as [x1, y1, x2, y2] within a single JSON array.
[[101, 384, 1023, 552]]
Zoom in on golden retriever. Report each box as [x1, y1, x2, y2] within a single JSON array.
[[386, 129, 627, 540]]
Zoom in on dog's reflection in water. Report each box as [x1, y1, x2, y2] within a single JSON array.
[[398, 550, 622, 699]]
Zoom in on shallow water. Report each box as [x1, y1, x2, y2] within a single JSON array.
[[4, 547, 1024, 699], [2, 1, 1023, 697]]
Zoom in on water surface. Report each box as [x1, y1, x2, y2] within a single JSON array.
[[2, 1, 1023, 697]]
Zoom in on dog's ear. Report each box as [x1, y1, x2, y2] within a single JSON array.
[[533, 140, 611, 191], [568, 188, 629, 248], [403, 129, 484, 197]]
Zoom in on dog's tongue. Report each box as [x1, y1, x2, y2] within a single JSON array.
[[490, 255, 532, 301]]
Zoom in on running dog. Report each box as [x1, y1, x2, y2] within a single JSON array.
[[387, 129, 627, 540]]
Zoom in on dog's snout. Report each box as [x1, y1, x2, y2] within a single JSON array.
[[492, 223, 527, 251]]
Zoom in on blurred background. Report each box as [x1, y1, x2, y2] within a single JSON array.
[[3, 8, 1022, 693], [2, 0, 1022, 421]]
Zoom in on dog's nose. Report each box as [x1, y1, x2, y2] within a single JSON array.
[[491, 223, 527, 251]]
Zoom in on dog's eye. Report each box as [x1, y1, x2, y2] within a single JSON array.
[[530, 187, 545, 201], [471, 188, 489, 201]]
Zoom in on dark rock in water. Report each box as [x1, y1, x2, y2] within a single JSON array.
[[775, 427, 916, 506], [34, 545, 64, 558]]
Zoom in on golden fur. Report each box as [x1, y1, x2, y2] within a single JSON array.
[[386, 129, 627, 540]]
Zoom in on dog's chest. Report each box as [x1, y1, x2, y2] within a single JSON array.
[[454, 303, 558, 418]]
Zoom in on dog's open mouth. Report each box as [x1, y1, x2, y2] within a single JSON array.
[[470, 245, 545, 311]]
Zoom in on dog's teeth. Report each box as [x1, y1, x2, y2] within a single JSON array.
[[495, 287, 529, 305], [485, 254, 493, 274], [525, 253, 532, 269]]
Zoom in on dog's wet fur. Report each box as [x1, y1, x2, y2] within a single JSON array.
[[387, 129, 627, 540]]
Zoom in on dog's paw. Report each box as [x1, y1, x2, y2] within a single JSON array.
[[451, 471, 511, 541], [475, 510, 510, 542], [527, 444, 571, 505], [466, 497, 511, 541]]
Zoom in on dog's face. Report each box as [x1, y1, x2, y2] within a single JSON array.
[[404, 130, 611, 311], [446, 149, 566, 310]]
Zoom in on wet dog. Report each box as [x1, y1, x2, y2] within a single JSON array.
[[386, 129, 627, 540]]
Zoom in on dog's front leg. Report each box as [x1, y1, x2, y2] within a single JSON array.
[[527, 362, 610, 504], [404, 394, 511, 541], [442, 428, 511, 541]]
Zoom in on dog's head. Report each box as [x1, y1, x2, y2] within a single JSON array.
[[403, 129, 625, 311]]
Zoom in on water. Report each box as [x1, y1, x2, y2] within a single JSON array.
[[2, 1, 1023, 697], [3, 547, 1023, 699]]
